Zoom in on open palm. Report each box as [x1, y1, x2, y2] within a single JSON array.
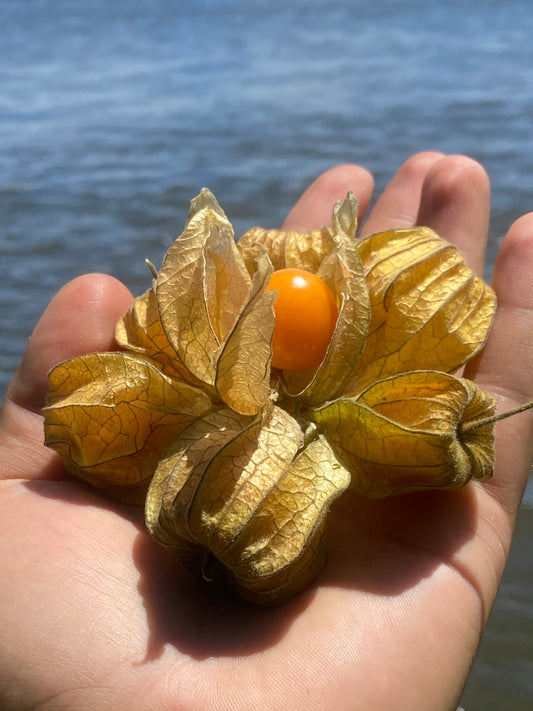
[[1, 153, 532, 711]]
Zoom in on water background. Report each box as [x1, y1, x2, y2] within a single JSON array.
[[1, 0, 532, 706]]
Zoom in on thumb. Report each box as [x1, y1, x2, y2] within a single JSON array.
[[0, 274, 133, 481]]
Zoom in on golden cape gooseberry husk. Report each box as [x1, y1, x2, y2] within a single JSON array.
[[44, 188, 524, 604]]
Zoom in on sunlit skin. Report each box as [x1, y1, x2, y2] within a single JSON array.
[[265, 268, 339, 371]]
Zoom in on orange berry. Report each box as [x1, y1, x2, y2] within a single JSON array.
[[265, 268, 338, 371]]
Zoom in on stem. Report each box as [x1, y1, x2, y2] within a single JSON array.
[[462, 400, 533, 433], [145, 258, 158, 279]]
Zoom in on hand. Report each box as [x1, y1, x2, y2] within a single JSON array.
[[1, 153, 532, 711]]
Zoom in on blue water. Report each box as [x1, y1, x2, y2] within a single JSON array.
[[1, 0, 533, 706]]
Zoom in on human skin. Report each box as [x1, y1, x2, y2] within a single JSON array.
[[1, 152, 532, 710]]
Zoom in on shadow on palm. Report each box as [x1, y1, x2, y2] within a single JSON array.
[[129, 483, 478, 661]]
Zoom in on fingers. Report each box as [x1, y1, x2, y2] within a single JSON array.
[[360, 152, 490, 276], [416, 155, 490, 275], [282, 155, 491, 281], [281, 164, 374, 231], [467, 214, 533, 403], [0, 274, 133, 481], [466, 213, 533, 404], [465, 214, 533, 512], [7, 274, 133, 414], [359, 151, 444, 236]]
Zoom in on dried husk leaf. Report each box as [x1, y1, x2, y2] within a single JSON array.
[[308, 370, 496, 498], [44, 353, 212, 503], [157, 189, 250, 385], [237, 191, 360, 274], [214, 248, 276, 415], [187, 406, 304, 553], [146, 407, 253, 548], [456, 378, 497, 477], [146, 405, 350, 604], [331, 191, 359, 238], [224, 435, 350, 604], [341, 228, 496, 394], [147, 406, 303, 550], [115, 286, 204, 386], [237, 226, 337, 275], [146, 406, 300, 589], [203, 214, 252, 344]]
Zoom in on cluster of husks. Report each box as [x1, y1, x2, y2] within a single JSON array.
[[44, 190, 498, 604]]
